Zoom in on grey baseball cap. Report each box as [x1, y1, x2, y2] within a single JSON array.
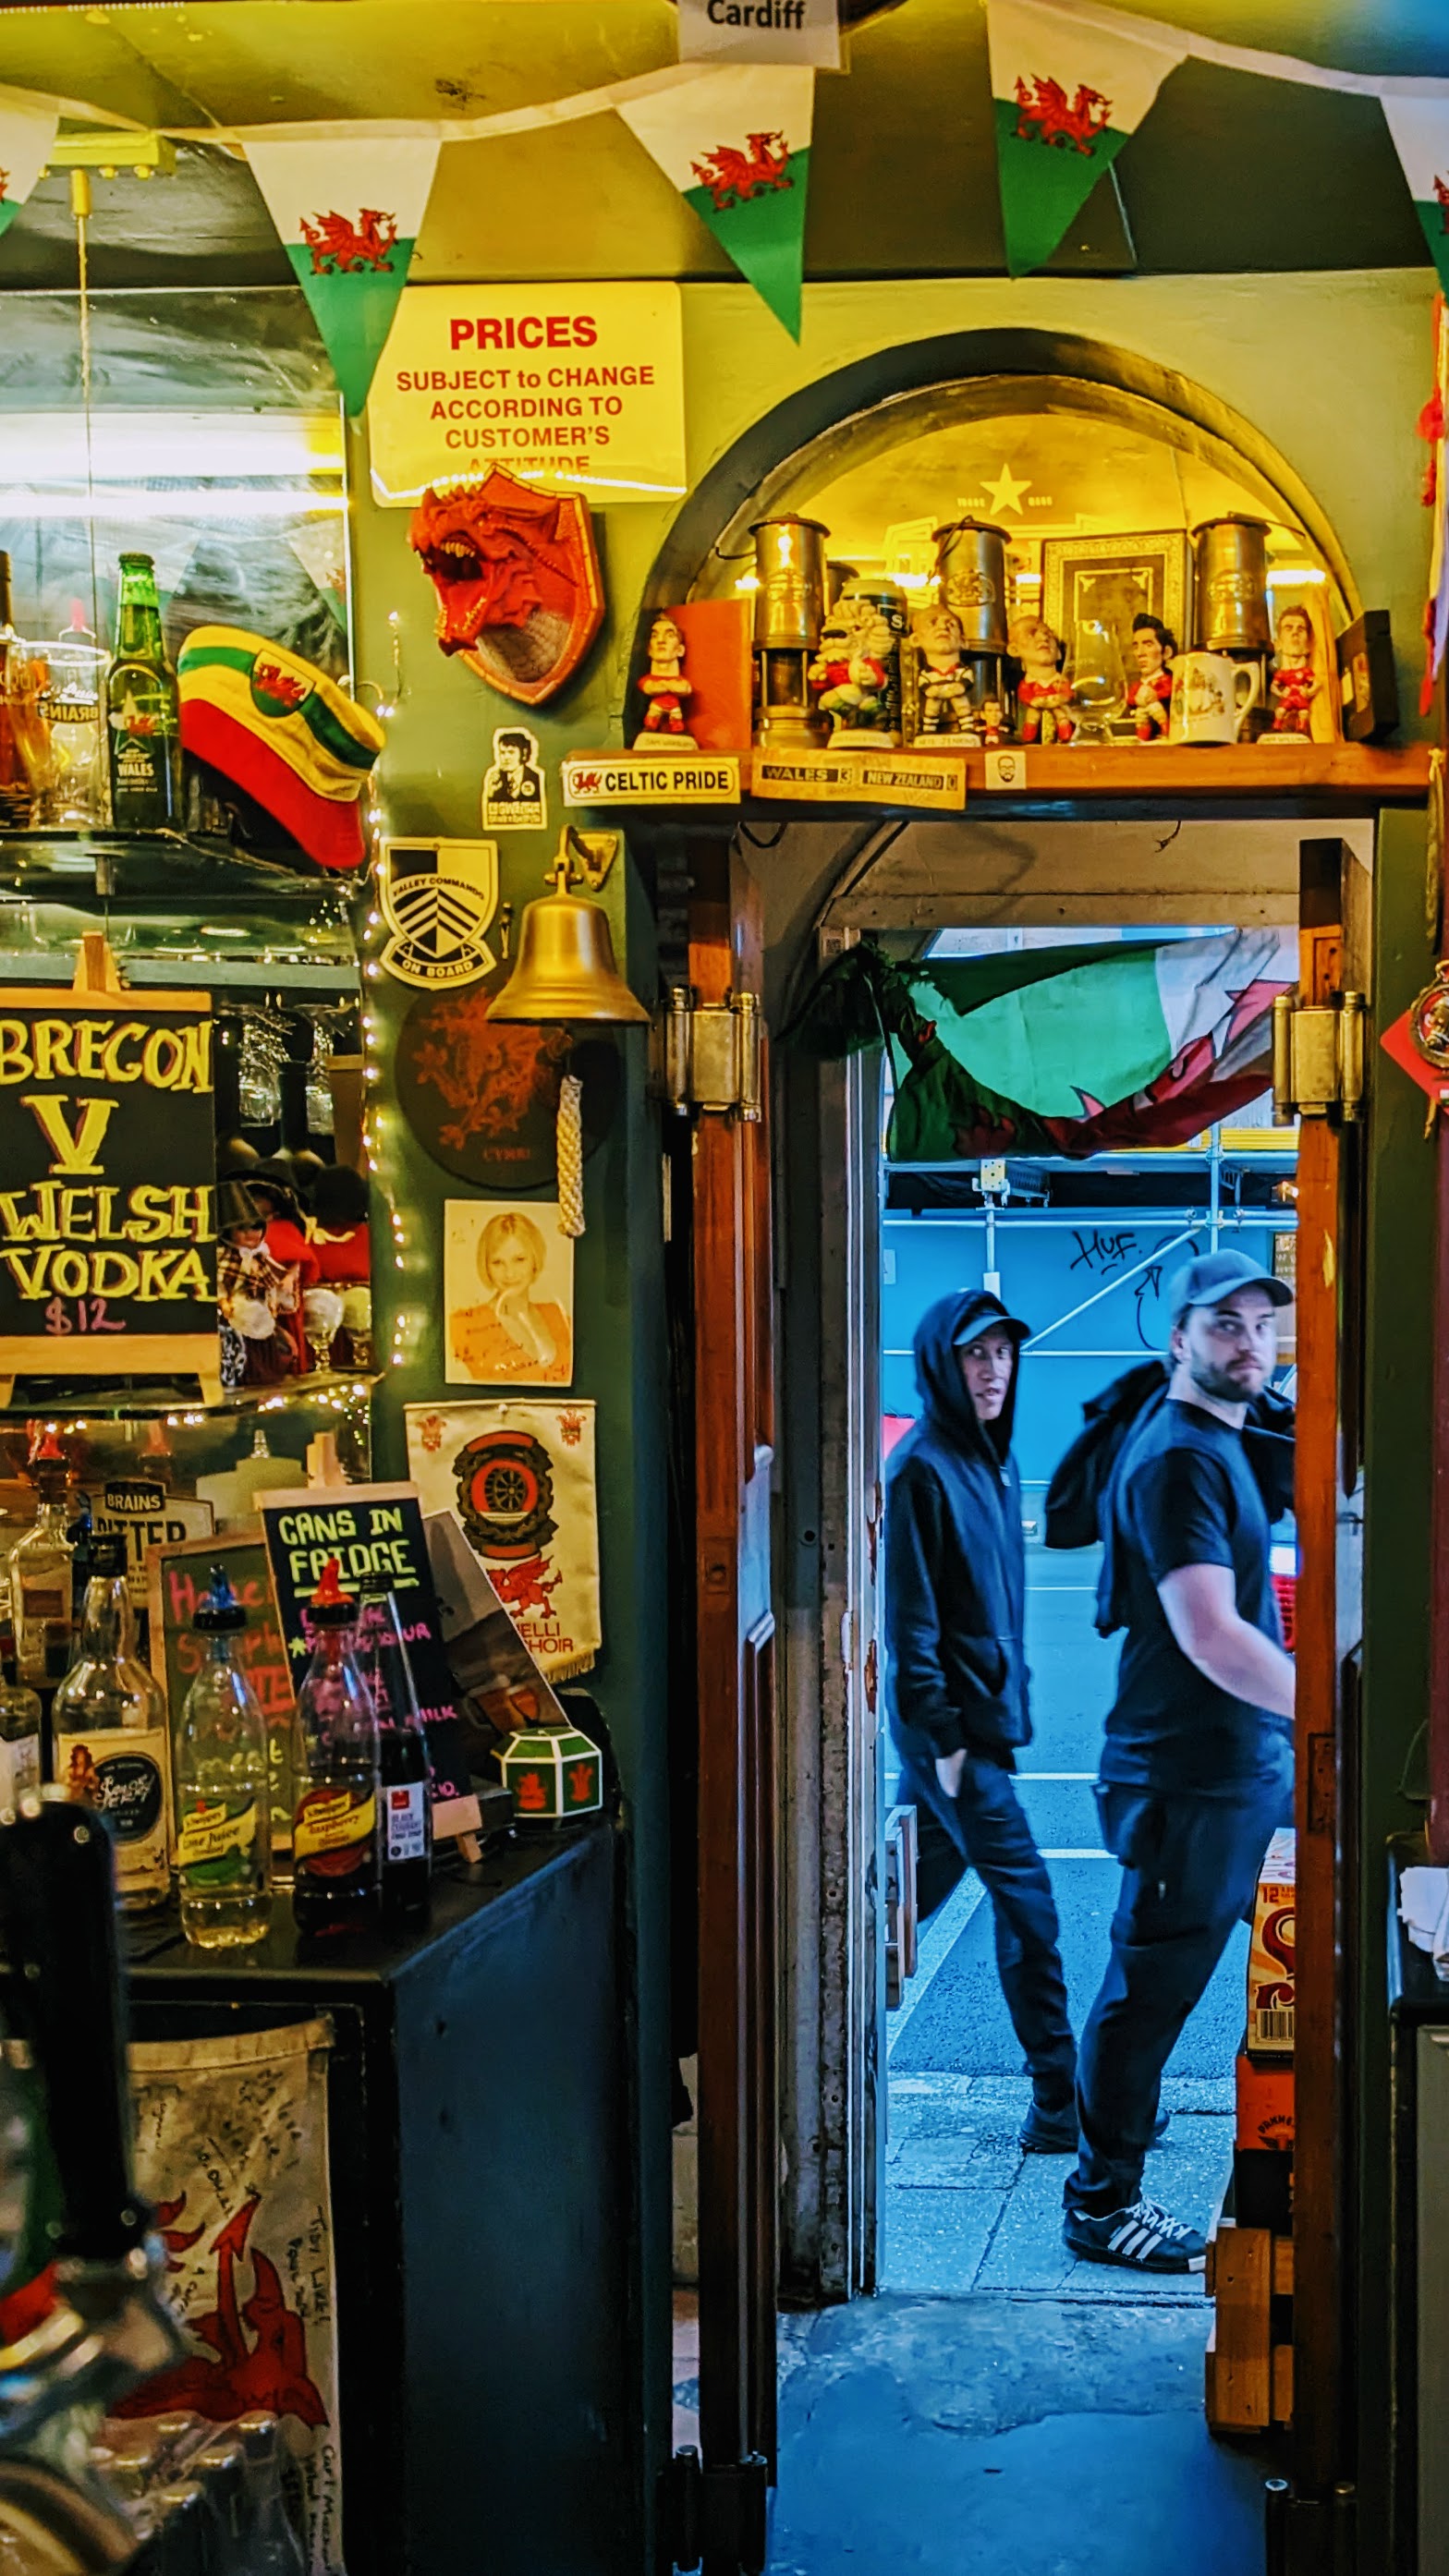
[[1168, 1248, 1293, 1327]]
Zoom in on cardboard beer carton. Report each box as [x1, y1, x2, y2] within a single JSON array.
[[1236, 2048, 1295, 2154], [1247, 1827, 1296, 2056]]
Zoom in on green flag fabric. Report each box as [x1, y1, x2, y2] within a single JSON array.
[[787, 933, 1297, 1162], [618, 65, 814, 338], [986, 0, 1187, 275], [246, 138, 439, 416], [1381, 99, 1449, 298]]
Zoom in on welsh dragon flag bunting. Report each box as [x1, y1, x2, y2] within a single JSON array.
[[1379, 99, 1449, 298], [0, 89, 59, 247], [245, 138, 440, 415], [618, 67, 813, 339], [787, 930, 1297, 1161], [986, 0, 1187, 276]]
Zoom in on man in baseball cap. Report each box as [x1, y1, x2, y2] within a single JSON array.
[[1062, 1244, 1295, 2275]]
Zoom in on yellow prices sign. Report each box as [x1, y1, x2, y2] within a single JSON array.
[[367, 281, 687, 504]]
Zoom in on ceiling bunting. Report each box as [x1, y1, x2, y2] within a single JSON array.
[[1381, 100, 1449, 298], [617, 65, 814, 339], [985, 0, 1187, 277], [0, 89, 60, 248], [676, 0, 840, 73], [244, 137, 440, 417]]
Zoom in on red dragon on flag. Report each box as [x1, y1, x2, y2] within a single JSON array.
[[1013, 76, 1113, 154], [113, 2193, 328, 2429], [689, 131, 792, 211], [298, 207, 398, 273]]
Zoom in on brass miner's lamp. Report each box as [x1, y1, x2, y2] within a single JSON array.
[[487, 830, 651, 1025]]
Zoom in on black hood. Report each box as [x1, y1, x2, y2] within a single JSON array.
[[911, 1290, 1026, 1463]]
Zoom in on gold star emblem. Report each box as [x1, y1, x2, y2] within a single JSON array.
[[983, 462, 1031, 516]]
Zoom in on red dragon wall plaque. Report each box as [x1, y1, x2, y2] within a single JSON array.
[[408, 468, 604, 706]]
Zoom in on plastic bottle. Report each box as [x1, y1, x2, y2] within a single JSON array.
[[174, 1567, 272, 1950], [290, 1558, 380, 1938]]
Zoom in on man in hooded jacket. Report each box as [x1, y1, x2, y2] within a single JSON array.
[[883, 1288, 1078, 2151]]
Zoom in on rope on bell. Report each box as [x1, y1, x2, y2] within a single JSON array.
[[557, 1073, 585, 1238]]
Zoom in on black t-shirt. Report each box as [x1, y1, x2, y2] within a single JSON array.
[[1102, 1397, 1291, 1797]]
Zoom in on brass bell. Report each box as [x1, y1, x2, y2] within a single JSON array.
[[487, 832, 651, 1025]]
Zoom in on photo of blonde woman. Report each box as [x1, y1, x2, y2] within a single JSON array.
[[445, 1203, 575, 1386]]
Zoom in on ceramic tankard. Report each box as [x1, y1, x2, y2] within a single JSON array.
[[1168, 650, 1262, 746]]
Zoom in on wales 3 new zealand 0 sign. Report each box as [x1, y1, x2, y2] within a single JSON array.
[[0, 978, 217, 1394]]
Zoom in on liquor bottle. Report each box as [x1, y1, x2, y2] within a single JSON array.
[[6, 1436, 75, 1687], [290, 1559, 380, 1938], [37, 601, 108, 829], [0, 1659, 42, 1820], [0, 551, 49, 829], [173, 1567, 272, 1950], [356, 1589, 432, 1924], [51, 1535, 171, 1912], [106, 553, 181, 832]]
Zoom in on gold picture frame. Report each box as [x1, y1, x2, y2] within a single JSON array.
[[1041, 530, 1190, 683]]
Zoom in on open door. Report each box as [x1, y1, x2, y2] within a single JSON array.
[[671, 837, 777, 2576], [1276, 834, 1369, 2565]]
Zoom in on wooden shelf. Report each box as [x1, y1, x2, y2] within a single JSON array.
[[930, 741, 1432, 804]]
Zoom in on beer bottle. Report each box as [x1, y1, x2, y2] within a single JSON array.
[[106, 553, 181, 832], [290, 1559, 380, 1938], [356, 1588, 432, 1924]]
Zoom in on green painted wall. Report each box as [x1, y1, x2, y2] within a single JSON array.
[[347, 261, 1435, 2527]]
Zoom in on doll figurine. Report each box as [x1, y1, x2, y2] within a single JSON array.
[[910, 604, 972, 739], [215, 1178, 298, 1389], [809, 604, 894, 744], [1268, 605, 1318, 738], [634, 613, 696, 749], [1128, 614, 1176, 741], [977, 694, 1006, 747], [1011, 617, 1075, 746]]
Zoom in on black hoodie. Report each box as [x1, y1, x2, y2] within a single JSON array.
[[883, 1290, 1030, 1766]]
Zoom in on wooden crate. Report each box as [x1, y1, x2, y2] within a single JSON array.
[[1204, 2211, 1295, 2433]]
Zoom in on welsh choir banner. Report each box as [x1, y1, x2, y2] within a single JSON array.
[[617, 65, 814, 339], [245, 137, 440, 415], [404, 1399, 602, 1681], [120, 2021, 342, 2576]]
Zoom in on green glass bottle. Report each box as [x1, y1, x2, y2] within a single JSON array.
[[106, 552, 181, 831]]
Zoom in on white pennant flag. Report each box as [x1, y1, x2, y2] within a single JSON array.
[[618, 66, 815, 337], [245, 137, 440, 415], [0, 88, 59, 246], [1379, 97, 1449, 298]]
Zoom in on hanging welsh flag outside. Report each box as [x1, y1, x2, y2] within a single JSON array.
[[1380, 98, 1449, 297], [0, 89, 59, 246], [618, 66, 813, 338], [246, 137, 440, 415], [986, 0, 1186, 275], [786, 931, 1297, 1161]]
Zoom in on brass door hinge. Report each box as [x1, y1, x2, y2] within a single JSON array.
[[661, 986, 762, 1120], [1271, 990, 1365, 1124]]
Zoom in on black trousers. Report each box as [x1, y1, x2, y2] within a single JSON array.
[[1064, 1764, 1291, 2216], [897, 1747, 1077, 2103]]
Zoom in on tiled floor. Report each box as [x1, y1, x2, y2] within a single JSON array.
[[884, 2068, 1234, 2302]]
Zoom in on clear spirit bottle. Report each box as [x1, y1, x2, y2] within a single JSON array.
[[7, 1440, 75, 1687], [51, 1536, 171, 1912], [174, 1567, 272, 1950]]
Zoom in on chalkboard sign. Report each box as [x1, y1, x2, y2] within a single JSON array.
[[146, 1529, 295, 1851], [261, 1482, 480, 1832], [0, 943, 218, 1393]]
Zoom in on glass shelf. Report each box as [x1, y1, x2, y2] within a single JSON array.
[[0, 1369, 380, 1426]]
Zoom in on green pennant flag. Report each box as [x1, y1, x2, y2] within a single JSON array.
[[986, 0, 1186, 276], [618, 66, 813, 339], [1380, 98, 1449, 297], [0, 90, 59, 248], [246, 138, 439, 416]]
